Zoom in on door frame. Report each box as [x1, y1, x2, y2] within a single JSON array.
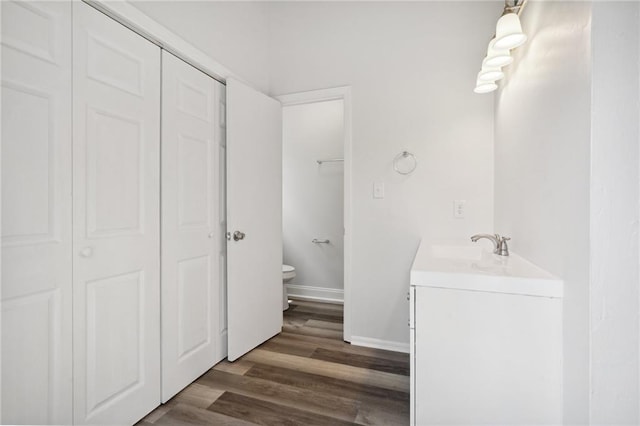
[[276, 87, 353, 342]]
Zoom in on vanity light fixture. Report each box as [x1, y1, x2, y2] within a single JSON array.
[[474, 0, 527, 94]]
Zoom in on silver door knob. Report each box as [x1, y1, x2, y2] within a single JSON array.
[[80, 247, 93, 258], [233, 230, 245, 241]]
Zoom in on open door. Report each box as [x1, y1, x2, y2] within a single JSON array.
[[226, 78, 283, 361]]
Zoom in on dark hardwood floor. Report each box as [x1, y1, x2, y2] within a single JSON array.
[[137, 299, 410, 425]]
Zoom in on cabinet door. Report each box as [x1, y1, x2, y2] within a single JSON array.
[[72, 2, 161, 424], [414, 286, 562, 425], [161, 51, 222, 402], [1, 1, 72, 423]]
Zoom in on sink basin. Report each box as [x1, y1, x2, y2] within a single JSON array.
[[430, 245, 483, 261], [411, 242, 563, 298]]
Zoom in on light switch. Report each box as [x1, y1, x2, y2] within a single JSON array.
[[454, 200, 466, 218], [373, 182, 385, 199]]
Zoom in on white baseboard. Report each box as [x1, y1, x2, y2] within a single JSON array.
[[286, 284, 344, 304], [350, 335, 410, 354]]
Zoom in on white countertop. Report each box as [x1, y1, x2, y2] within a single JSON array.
[[410, 241, 563, 298]]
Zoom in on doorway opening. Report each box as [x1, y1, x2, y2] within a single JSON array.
[[277, 87, 353, 342]]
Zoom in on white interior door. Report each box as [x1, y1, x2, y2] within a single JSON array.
[[226, 78, 283, 361], [161, 51, 223, 402], [1, 2, 72, 423], [217, 84, 228, 362], [72, 3, 161, 424]]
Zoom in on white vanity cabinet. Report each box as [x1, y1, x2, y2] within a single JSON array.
[[410, 242, 563, 425]]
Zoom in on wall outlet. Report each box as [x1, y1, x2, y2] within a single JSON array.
[[373, 182, 385, 199], [454, 200, 466, 218]]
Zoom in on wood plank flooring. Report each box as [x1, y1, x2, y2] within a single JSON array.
[[137, 300, 410, 425]]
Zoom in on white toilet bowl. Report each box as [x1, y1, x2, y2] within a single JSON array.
[[282, 264, 296, 310]]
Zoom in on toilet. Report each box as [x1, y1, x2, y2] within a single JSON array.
[[282, 264, 296, 310]]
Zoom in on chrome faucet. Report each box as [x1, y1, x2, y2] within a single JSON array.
[[470, 233, 511, 256]]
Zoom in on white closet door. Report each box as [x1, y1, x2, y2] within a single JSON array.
[[1, 1, 72, 424], [72, 3, 161, 424], [161, 51, 222, 402], [226, 78, 283, 361]]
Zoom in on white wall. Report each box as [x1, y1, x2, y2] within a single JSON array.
[[282, 100, 344, 297], [130, 1, 270, 92], [494, 3, 592, 423], [495, 1, 640, 423], [269, 2, 498, 347], [590, 3, 640, 424]]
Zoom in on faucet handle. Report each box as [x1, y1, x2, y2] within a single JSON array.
[[497, 235, 510, 256]]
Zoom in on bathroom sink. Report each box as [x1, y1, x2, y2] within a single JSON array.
[[411, 242, 563, 298], [430, 245, 483, 261]]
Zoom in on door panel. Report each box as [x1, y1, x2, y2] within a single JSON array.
[[161, 51, 222, 402], [87, 108, 143, 236], [226, 78, 283, 361], [1, 1, 72, 423], [85, 271, 144, 411], [73, 3, 161, 424]]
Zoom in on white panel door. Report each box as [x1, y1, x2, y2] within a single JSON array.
[[161, 51, 223, 402], [226, 78, 283, 361], [1, 2, 72, 423], [72, 3, 161, 424]]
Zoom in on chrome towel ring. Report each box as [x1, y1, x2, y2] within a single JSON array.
[[393, 151, 417, 175]]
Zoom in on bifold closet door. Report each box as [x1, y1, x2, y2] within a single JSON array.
[[1, 1, 73, 424], [72, 2, 161, 424], [161, 51, 223, 402]]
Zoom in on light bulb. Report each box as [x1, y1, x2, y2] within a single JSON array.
[[494, 13, 527, 50], [484, 38, 513, 68], [474, 80, 498, 94], [478, 68, 504, 82]]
